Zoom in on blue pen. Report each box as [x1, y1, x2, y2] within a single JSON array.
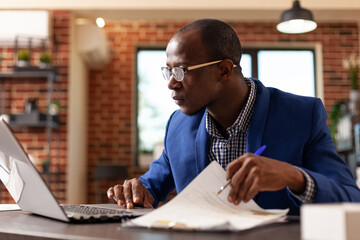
[[254, 145, 267, 156], [216, 145, 267, 195]]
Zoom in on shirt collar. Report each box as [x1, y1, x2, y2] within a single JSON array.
[[206, 78, 257, 138]]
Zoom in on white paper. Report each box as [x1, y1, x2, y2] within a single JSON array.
[[0, 153, 24, 203], [0, 204, 21, 211], [126, 161, 288, 231], [0, 152, 11, 184], [6, 160, 24, 202]]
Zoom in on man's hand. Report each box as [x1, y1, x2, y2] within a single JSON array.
[[107, 178, 154, 209], [226, 153, 305, 205]]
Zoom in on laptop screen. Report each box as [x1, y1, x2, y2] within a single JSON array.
[[0, 118, 69, 221]]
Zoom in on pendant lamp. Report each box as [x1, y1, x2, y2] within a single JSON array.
[[277, 0, 317, 34]]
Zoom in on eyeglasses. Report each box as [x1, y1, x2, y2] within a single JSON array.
[[161, 60, 237, 82]]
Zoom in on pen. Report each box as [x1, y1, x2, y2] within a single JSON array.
[[216, 145, 267, 195]]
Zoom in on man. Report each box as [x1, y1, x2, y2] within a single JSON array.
[[108, 19, 360, 215]]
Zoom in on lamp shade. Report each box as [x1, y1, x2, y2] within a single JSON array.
[[277, 0, 317, 34]]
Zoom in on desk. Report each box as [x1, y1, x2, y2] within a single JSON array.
[[0, 210, 300, 240]]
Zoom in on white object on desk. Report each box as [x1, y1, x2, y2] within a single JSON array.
[[0, 204, 20, 211], [301, 203, 360, 240], [125, 161, 288, 231], [0, 155, 24, 203]]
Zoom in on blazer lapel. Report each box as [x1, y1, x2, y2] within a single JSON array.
[[195, 111, 209, 174], [246, 79, 270, 154]]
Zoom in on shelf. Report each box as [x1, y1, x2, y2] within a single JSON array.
[[8, 112, 59, 129], [13, 65, 55, 72], [0, 69, 59, 82], [0, 65, 61, 198]]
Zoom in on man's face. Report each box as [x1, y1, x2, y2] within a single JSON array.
[[166, 30, 220, 115]]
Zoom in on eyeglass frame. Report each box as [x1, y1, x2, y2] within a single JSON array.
[[161, 60, 237, 82]]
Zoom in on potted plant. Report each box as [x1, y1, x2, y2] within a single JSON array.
[[329, 100, 346, 142], [17, 50, 30, 67], [343, 53, 360, 90], [39, 52, 52, 68], [343, 54, 360, 114], [48, 101, 60, 115], [40, 159, 51, 173]]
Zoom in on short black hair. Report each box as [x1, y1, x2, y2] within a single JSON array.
[[176, 19, 242, 66]]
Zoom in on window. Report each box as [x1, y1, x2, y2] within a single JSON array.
[[241, 53, 252, 78], [136, 48, 178, 167], [0, 11, 49, 46], [241, 49, 316, 97]]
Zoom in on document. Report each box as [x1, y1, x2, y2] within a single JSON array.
[[124, 161, 288, 231], [0, 153, 24, 202]]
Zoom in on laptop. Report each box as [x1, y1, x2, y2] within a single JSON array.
[[0, 118, 151, 223]]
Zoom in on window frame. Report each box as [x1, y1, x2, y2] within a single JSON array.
[[135, 45, 167, 167], [243, 47, 316, 96], [242, 43, 323, 99]]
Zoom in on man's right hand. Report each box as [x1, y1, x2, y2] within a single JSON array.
[[107, 178, 155, 209]]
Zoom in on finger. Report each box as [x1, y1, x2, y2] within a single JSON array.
[[226, 157, 245, 180], [228, 158, 255, 203], [131, 180, 142, 204], [235, 167, 259, 204], [143, 201, 154, 209], [226, 153, 256, 179], [143, 197, 154, 209], [143, 191, 155, 209], [113, 184, 125, 206], [123, 180, 134, 209], [107, 187, 114, 199], [243, 176, 260, 203]]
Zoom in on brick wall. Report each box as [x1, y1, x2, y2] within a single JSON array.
[[0, 10, 70, 203], [87, 20, 359, 203]]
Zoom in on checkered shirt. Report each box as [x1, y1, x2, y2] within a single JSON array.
[[288, 167, 317, 203], [205, 78, 316, 203], [206, 78, 256, 170]]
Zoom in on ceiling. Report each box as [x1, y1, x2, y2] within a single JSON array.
[[1, 0, 360, 22]]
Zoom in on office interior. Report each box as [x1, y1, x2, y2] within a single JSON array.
[[0, 0, 360, 206]]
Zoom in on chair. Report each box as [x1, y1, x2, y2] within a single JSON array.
[[94, 164, 129, 203]]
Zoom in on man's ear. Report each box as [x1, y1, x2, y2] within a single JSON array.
[[218, 59, 235, 82]]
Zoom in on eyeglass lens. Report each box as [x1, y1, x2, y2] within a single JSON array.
[[161, 67, 185, 82]]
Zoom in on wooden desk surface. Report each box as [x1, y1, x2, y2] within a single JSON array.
[[0, 210, 300, 240]]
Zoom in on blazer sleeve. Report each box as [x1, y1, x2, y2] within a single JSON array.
[[293, 98, 360, 203], [139, 112, 176, 207]]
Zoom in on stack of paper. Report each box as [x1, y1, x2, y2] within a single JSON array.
[[125, 161, 288, 231], [301, 203, 360, 240]]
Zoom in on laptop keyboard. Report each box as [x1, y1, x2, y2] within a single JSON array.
[[61, 204, 128, 215], [60, 204, 137, 222]]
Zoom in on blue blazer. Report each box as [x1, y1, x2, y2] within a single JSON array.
[[140, 79, 360, 215]]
